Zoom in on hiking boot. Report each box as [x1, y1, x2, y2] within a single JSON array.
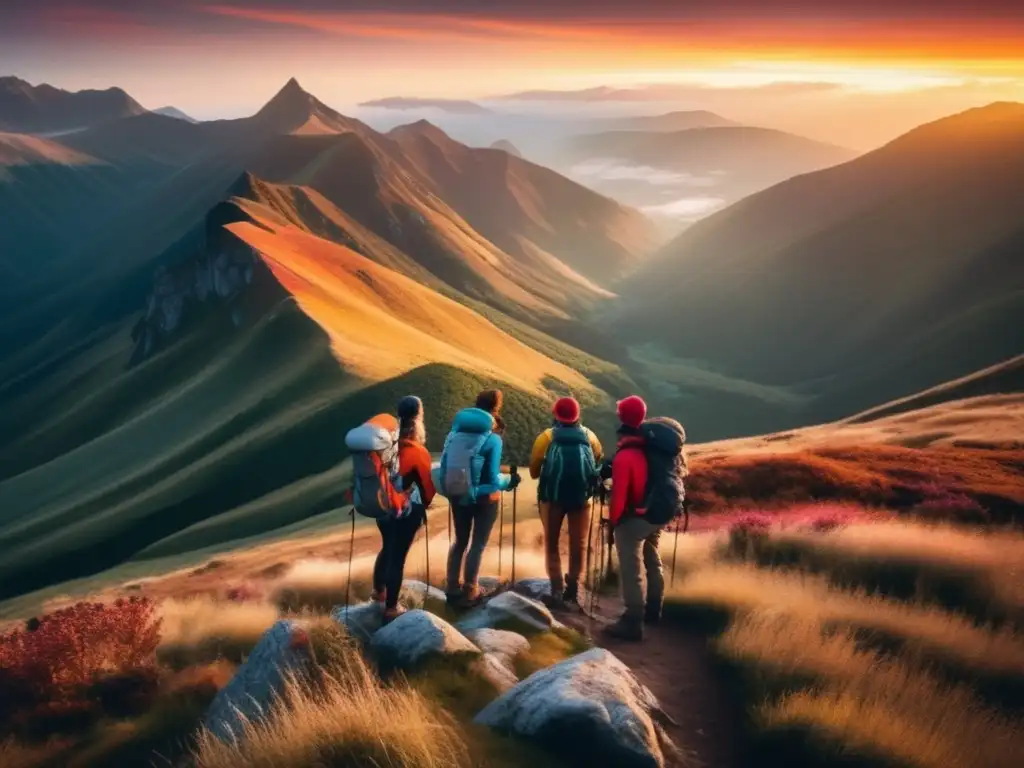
[[382, 606, 405, 625], [462, 583, 484, 608], [644, 603, 663, 625], [562, 578, 579, 605], [605, 614, 644, 642], [445, 589, 463, 608]]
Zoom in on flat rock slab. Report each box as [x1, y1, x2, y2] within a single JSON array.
[[458, 591, 560, 634], [371, 609, 479, 669], [475, 647, 669, 768], [204, 620, 312, 743]]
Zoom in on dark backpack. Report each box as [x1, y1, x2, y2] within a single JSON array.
[[639, 417, 687, 525], [540, 425, 598, 507]]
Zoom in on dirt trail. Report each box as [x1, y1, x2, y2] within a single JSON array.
[[561, 594, 745, 768]]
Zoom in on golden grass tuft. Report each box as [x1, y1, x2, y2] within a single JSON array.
[[669, 562, 1024, 684], [157, 596, 280, 668], [721, 614, 1022, 768], [193, 646, 470, 768]]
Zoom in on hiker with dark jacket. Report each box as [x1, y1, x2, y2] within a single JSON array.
[[371, 396, 436, 623], [605, 395, 674, 641], [442, 389, 518, 606], [530, 397, 603, 605]]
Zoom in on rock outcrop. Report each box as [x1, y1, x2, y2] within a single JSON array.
[[475, 647, 670, 768], [203, 620, 313, 743], [458, 591, 560, 634], [370, 609, 479, 670], [464, 628, 530, 672]]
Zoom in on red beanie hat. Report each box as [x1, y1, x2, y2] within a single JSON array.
[[616, 395, 647, 429], [553, 396, 581, 425]]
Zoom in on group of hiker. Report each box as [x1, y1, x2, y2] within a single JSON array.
[[344, 388, 687, 642]]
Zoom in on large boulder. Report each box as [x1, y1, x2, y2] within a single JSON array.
[[203, 620, 312, 743], [464, 628, 530, 672], [331, 580, 447, 641], [370, 609, 479, 669], [475, 653, 519, 693], [331, 601, 382, 641], [475, 648, 670, 768], [458, 591, 560, 634], [515, 577, 553, 601]]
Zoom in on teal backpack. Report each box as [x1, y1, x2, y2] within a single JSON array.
[[540, 425, 598, 507]]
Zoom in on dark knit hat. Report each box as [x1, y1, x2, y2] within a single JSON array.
[[475, 389, 503, 415], [552, 397, 581, 425], [397, 395, 423, 421], [616, 395, 647, 429]]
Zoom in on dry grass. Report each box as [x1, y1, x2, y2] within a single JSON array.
[[669, 562, 1024, 687], [721, 614, 1021, 768], [745, 522, 1024, 627], [512, 627, 591, 680], [193, 644, 470, 768], [157, 596, 280, 668]]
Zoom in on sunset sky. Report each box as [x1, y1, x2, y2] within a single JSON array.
[[4, 0, 1024, 147]]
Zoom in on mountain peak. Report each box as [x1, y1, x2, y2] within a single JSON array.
[[255, 78, 315, 121], [388, 119, 452, 143]]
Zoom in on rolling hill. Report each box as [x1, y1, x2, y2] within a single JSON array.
[[616, 102, 1024, 419], [0, 76, 146, 133], [601, 110, 738, 132], [0, 78, 646, 601]]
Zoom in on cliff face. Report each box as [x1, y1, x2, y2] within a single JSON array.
[[129, 201, 272, 365]]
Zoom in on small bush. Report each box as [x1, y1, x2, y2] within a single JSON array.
[[0, 598, 161, 739]]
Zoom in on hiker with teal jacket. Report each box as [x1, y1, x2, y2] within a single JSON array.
[[440, 389, 520, 606]]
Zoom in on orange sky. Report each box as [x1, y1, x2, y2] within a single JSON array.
[[3, 1, 1023, 147]]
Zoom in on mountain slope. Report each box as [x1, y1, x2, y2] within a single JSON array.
[[616, 102, 1024, 417], [0, 76, 146, 133], [603, 110, 738, 132]]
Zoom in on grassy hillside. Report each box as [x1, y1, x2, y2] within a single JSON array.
[[616, 102, 1024, 419]]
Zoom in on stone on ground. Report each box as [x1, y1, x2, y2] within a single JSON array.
[[475, 647, 669, 768], [203, 620, 313, 743], [515, 577, 553, 600], [475, 653, 520, 693], [399, 580, 447, 607], [370, 609, 479, 669], [331, 601, 382, 641], [464, 628, 530, 672], [458, 590, 560, 634]]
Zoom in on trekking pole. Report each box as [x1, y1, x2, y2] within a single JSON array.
[[510, 463, 518, 585], [345, 509, 355, 621], [589, 499, 598, 614], [423, 510, 431, 602], [670, 516, 680, 588], [498, 493, 505, 580]]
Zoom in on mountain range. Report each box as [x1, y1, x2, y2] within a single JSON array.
[[0, 76, 146, 133], [0, 76, 1020, 603]]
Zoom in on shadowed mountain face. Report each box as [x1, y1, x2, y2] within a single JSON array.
[[615, 102, 1024, 419], [0, 76, 146, 133]]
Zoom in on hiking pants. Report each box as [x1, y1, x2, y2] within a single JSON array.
[[373, 504, 424, 609], [540, 502, 590, 593], [614, 515, 665, 619], [446, 498, 499, 590]]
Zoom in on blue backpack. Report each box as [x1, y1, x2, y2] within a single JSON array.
[[539, 425, 598, 507], [439, 408, 492, 506]]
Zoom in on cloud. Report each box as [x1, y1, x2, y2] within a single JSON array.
[[641, 196, 728, 219], [570, 159, 722, 187]]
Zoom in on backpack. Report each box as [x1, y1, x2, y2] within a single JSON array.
[[638, 417, 688, 525], [439, 408, 493, 506], [540, 425, 598, 507], [345, 414, 408, 519]]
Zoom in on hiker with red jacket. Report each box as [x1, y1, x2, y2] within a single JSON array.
[[371, 396, 436, 624], [606, 395, 688, 641]]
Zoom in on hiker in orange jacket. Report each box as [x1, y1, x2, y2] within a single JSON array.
[[372, 396, 435, 623], [530, 397, 603, 605]]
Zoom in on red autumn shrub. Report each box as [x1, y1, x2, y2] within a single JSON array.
[[0, 597, 162, 738]]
